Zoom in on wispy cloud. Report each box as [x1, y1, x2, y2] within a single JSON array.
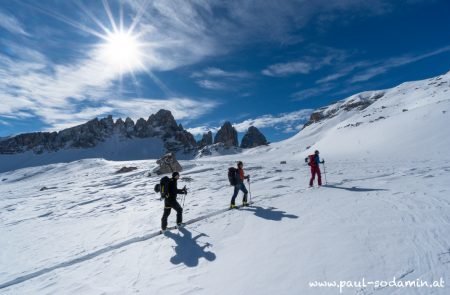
[[263, 47, 348, 77], [262, 61, 313, 77], [349, 45, 450, 83], [305, 45, 450, 100], [0, 9, 29, 36], [196, 80, 227, 90], [0, 120, 11, 126], [192, 67, 251, 79], [0, 47, 115, 114], [316, 61, 371, 84], [292, 84, 336, 101], [192, 67, 252, 90]]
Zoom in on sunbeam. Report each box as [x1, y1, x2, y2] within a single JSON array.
[[99, 29, 144, 72]]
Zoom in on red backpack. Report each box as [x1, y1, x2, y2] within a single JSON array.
[[307, 154, 316, 166]]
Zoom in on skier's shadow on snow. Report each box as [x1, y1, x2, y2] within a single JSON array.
[[241, 206, 299, 221], [164, 227, 216, 267], [322, 185, 388, 192]]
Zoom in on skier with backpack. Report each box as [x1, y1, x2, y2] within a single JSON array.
[[305, 150, 325, 187], [228, 161, 250, 209], [157, 172, 187, 232]]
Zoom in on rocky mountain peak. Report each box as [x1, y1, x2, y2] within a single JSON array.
[[197, 131, 213, 148], [148, 109, 178, 130], [214, 122, 238, 147], [240, 126, 268, 148]]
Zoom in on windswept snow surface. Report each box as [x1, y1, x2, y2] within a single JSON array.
[[1, 72, 450, 294]]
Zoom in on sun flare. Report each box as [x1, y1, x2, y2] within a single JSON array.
[[100, 30, 143, 72]]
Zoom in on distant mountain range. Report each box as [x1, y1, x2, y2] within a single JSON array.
[[0, 109, 269, 172]]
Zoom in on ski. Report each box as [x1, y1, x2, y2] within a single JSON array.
[[159, 225, 179, 234], [229, 201, 254, 210]]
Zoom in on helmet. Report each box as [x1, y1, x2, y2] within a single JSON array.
[[172, 172, 180, 178], [314, 150, 319, 154], [237, 161, 243, 166]]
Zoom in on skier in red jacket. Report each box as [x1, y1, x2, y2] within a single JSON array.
[[307, 150, 324, 187]]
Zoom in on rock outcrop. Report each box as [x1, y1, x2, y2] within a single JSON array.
[[154, 152, 183, 175], [240, 126, 268, 148], [303, 91, 385, 127], [214, 122, 238, 147]]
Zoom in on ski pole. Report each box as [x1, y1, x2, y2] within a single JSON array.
[[322, 161, 328, 185], [248, 178, 252, 203], [182, 186, 187, 208]]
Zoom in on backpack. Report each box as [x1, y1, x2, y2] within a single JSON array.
[[228, 167, 239, 186], [306, 154, 316, 166], [154, 176, 171, 199]]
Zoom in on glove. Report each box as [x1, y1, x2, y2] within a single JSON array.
[[321, 160, 325, 164]]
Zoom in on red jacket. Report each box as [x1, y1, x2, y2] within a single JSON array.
[[238, 168, 245, 181]]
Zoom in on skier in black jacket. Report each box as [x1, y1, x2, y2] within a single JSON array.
[[161, 172, 187, 232]]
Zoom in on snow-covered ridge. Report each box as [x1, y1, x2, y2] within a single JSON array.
[[243, 71, 450, 162], [304, 90, 386, 127]]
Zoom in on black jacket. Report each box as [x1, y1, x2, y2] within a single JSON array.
[[167, 178, 185, 199]]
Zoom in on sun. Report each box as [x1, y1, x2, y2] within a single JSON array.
[[99, 30, 144, 72], [34, 0, 160, 80]]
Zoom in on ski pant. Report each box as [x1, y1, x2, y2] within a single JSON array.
[[309, 165, 322, 186], [231, 182, 248, 205], [161, 198, 182, 230]]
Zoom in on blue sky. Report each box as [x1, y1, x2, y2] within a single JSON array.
[[0, 0, 449, 142]]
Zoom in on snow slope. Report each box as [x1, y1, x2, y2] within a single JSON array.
[[1, 72, 450, 295], [0, 136, 166, 174], [236, 71, 450, 163], [1, 158, 449, 294]]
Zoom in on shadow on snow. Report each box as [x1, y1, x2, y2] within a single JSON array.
[[322, 184, 388, 192], [164, 227, 216, 267], [241, 206, 299, 221]]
